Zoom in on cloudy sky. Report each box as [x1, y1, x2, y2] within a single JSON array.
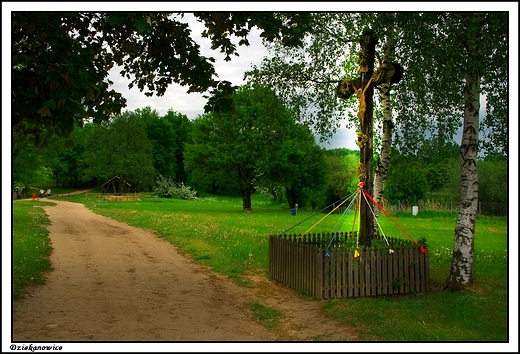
[[5, 2, 515, 154], [106, 12, 360, 150]]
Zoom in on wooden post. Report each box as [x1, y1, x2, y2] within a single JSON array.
[[336, 33, 403, 248], [357, 32, 378, 247], [336, 32, 377, 246]]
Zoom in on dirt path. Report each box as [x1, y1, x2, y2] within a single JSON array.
[[13, 199, 357, 342]]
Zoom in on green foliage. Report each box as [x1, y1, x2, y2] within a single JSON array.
[[245, 13, 362, 140], [423, 158, 459, 193], [163, 110, 193, 183], [139, 107, 178, 180], [384, 151, 428, 205], [385, 149, 463, 207], [44, 125, 92, 188], [195, 13, 312, 60], [12, 126, 53, 188], [271, 126, 330, 209], [14, 182, 26, 193], [417, 236, 428, 247], [323, 149, 359, 206], [154, 175, 198, 200], [186, 84, 326, 211], [80, 113, 156, 191], [12, 12, 312, 147], [478, 159, 507, 214]]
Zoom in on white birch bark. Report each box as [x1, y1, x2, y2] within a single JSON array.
[[445, 70, 480, 289], [373, 82, 393, 205]]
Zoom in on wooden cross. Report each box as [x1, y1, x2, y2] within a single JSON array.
[[336, 31, 403, 246]]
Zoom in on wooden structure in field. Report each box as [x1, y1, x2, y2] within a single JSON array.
[[101, 176, 131, 195]]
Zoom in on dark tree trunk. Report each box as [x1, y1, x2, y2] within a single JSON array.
[[285, 186, 298, 209], [357, 32, 378, 247], [241, 187, 253, 212]]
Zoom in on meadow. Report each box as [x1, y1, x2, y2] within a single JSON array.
[[13, 190, 509, 341]]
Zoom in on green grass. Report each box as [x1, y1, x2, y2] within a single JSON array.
[[12, 200, 54, 300], [249, 302, 281, 329], [12, 190, 509, 341], [322, 287, 508, 341]]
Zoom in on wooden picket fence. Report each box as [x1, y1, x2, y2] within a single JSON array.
[[268, 233, 429, 299]]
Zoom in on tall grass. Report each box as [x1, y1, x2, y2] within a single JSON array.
[[13, 191, 509, 341]]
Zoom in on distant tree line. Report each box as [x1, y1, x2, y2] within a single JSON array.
[[13, 85, 506, 215], [384, 144, 507, 216]]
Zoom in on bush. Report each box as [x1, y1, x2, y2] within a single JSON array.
[[154, 175, 198, 200]]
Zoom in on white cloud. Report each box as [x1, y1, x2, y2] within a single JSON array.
[[109, 13, 270, 119], [108, 13, 359, 150], [318, 126, 359, 151]]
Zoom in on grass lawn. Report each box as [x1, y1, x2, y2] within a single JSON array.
[[12, 190, 510, 341], [12, 200, 54, 300]]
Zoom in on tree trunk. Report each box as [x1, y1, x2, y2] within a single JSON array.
[[373, 17, 396, 207], [357, 32, 377, 247], [373, 82, 393, 205], [444, 70, 480, 290], [241, 186, 253, 212], [285, 186, 298, 209]]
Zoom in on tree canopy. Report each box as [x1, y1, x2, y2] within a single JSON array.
[[12, 12, 312, 146], [185, 84, 326, 211], [80, 112, 156, 191]]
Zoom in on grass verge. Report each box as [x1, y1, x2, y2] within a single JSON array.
[[249, 302, 281, 329], [12, 200, 54, 300]]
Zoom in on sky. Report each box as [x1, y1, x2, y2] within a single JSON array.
[[106, 12, 360, 150]]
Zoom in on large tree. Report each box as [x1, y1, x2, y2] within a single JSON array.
[[396, 12, 508, 289], [11, 12, 312, 147], [436, 13, 507, 289], [269, 124, 329, 209], [163, 110, 193, 184], [80, 112, 156, 191], [185, 84, 322, 211]]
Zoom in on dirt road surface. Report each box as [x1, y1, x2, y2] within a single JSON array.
[[12, 199, 357, 344]]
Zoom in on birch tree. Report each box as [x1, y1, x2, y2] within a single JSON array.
[[246, 13, 405, 245], [246, 12, 508, 288], [441, 13, 507, 289]]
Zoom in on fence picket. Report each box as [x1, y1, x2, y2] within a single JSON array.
[[404, 247, 410, 293], [316, 249, 323, 299], [382, 250, 388, 295], [370, 248, 376, 296], [341, 248, 346, 298]]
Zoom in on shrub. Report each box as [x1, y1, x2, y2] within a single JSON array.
[[154, 175, 198, 200]]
